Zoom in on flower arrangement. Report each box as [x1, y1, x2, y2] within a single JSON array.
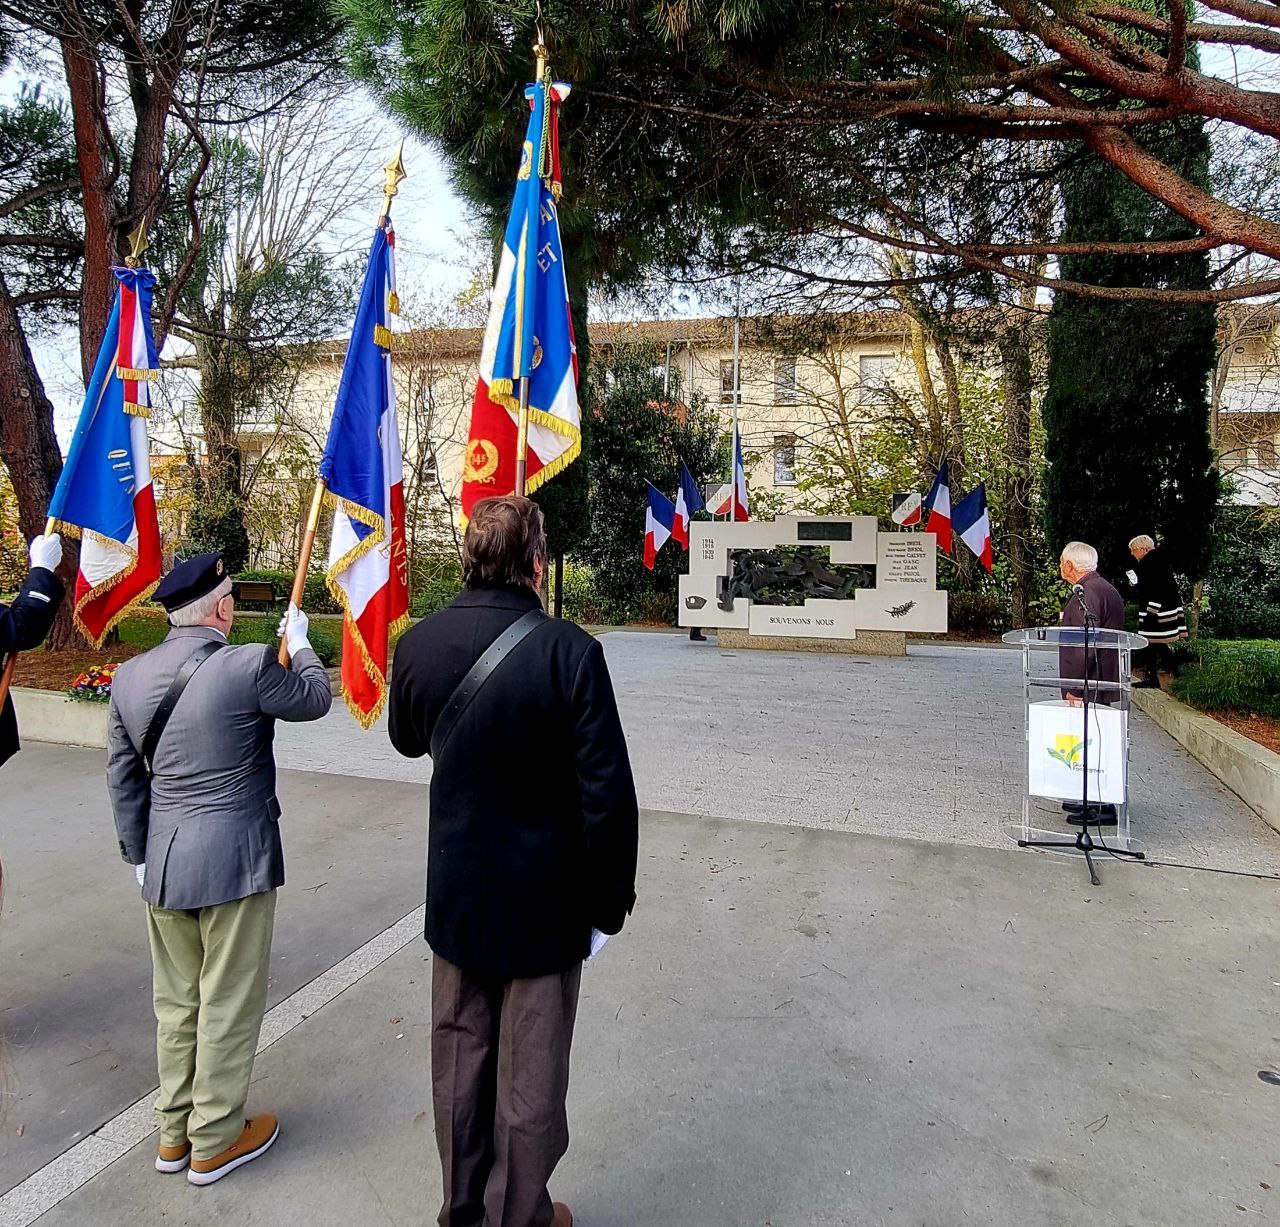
[[67, 663, 119, 703]]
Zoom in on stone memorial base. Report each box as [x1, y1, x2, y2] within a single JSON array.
[[716, 628, 906, 656]]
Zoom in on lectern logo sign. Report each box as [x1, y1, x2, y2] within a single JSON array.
[[1048, 734, 1090, 769]]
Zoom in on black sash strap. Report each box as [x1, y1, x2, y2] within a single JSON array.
[[141, 640, 225, 776], [430, 610, 548, 760]]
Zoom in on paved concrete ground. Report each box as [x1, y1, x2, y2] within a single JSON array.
[[274, 633, 1280, 875], [20, 810, 1280, 1227], [4, 633, 1279, 1226], [0, 747, 427, 1193]]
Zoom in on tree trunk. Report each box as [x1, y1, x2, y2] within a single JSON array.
[[62, 34, 119, 382], [0, 274, 82, 648], [999, 323, 1034, 628]]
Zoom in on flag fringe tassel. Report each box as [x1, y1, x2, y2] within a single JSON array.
[[50, 521, 159, 649], [321, 489, 408, 729]]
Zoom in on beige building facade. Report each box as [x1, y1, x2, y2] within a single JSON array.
[[166, 304, 1279, 573]]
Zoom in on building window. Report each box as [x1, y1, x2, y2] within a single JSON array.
[[858, 354, 895, 404], [774, 434, 797, 486], [1259, 438, 1278, 469], [720, 358, 739, 404], [774, 357, 798, 405]]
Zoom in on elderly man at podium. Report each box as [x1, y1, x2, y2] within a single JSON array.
[[1058, 541, 1125, 704], [1057, 540, 1125, 823]]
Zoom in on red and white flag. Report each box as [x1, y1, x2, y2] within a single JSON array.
[[924, 461, 952, 553]]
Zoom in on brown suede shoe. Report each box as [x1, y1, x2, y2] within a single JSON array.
[[155, 1140, 191, 1173], [552, 1203, 573, 1227], [187, 1114, 279, 1186]]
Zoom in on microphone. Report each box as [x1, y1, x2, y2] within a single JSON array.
[[1072, 581, 1094, 623]]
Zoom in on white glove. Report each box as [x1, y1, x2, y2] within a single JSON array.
[[277, 602, 311, 658], [29, 532, 62, 574], [134, 863, 146, 887]]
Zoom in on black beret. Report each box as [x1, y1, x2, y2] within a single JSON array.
[[155, 551, 229, 613]]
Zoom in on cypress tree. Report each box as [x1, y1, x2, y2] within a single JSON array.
[[1043, 115, 1219, 581]]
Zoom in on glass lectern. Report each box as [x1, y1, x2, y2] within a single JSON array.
[[1001, 627, 1148, 877]]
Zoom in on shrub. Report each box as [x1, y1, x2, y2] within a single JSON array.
[[947, 590, 1005, 635], [1171, 638, 1280, 718], [231, 614, 338, 667], [410, 553, 462, 617], [1201, 506, 1280, 639]]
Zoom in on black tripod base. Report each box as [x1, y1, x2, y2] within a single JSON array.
[[1019, 827, 1145, 887]]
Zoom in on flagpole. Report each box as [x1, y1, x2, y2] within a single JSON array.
[[279, 146, 405, 666], [278, 479, 327, 666], [730, 279, 741, 519], [515, 34, 550, 499]]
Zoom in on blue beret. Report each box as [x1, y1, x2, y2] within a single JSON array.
[[155, 551, 229, 612]]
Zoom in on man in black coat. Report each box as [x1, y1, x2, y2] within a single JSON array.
[[1, 532, 65, 768], [1126, 534, 1186, 688], [388, 495, 638, 1227]]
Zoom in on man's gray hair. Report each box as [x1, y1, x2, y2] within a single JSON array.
[[168, 576, 233, 627], [1128, 534, 1155, 552], [1060, 541, 1098, 573]]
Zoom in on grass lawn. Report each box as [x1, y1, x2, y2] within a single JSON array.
[[1171, 638, 1280, 756]]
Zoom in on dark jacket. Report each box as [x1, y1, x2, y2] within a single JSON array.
[[1059, 569, 1125, 703], [1, 567, 65, 767], [1132, 548, 1186, 643], [388, 584, 639, 981]]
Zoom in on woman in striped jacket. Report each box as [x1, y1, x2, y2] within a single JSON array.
[[1127, 534, 1187, 689]]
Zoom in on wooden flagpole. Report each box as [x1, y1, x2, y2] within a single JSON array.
[[278, 145, 406, 667], [278, 480, 326, 667]]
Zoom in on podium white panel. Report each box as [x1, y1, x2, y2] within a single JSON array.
[[1027, 700, 1127, 804]]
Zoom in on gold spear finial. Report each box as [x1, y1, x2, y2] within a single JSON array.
[[382, 141, 407, 219], [125, 221, 150, 268], [534, 0, 548, 79]]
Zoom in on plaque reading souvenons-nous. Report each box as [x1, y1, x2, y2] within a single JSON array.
[[878, 535, 934, 586]]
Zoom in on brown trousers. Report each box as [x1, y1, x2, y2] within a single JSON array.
[[431, 955, 582, 1227]]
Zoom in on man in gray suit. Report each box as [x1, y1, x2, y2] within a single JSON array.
[[107, 552, 331, 1185]]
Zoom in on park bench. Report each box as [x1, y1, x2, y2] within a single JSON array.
[[232, 579, 282, 610]]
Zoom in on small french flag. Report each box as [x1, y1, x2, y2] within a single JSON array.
[[953, 482, 993, 573], [924, 460, 952, 553], [672, 462, 705, 550], [644, 482, 677, 570], [732, 428, 749, 521]]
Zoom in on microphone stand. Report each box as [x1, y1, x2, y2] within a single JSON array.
[[1018, 582, 1144, 885]]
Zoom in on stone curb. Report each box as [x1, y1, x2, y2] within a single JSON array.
[[1133, 688, 1280, 835], [10, 688, 109, 750]]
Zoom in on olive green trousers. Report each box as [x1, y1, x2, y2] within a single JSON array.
[[146, 889, 276, 1159]]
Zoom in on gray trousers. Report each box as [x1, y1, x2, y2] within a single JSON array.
[[431, 955, 582, 1227]]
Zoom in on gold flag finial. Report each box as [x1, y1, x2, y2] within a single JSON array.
[[125, 221, 149, 268], [382, 142, 407, 219]]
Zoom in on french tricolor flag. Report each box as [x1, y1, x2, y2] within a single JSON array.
[[731, 427, 749, 521], [953, 482, 993, 573], [320, 219, 409, 728], [47, 266, 162, 645], [924, 460, 952, 553], [672, 462, 704, 550], [644, 483, 677, 570]]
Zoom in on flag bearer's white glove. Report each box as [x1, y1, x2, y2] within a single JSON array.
[[29, 532, 62, 574], [134, 863, 146, 888], [277, 602, 312, 658]]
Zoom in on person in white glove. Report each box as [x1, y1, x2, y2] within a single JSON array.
[[276, 602, 312, 659], [2, 531, 67, 767], [135, 863, 146, 887], [29, 531, 63, 574]]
